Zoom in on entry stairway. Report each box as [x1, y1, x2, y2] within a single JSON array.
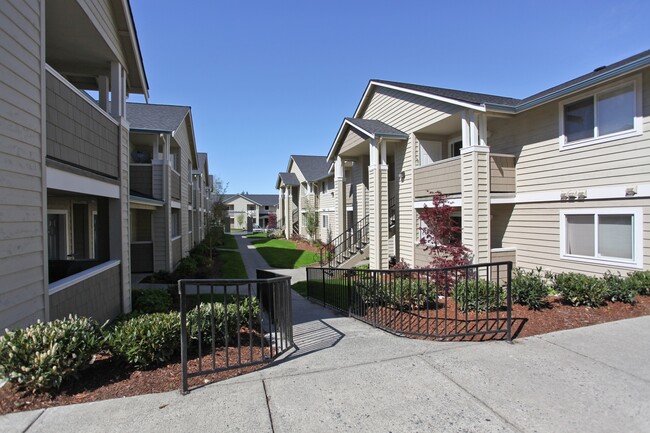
[[319, 215, 369, 268]]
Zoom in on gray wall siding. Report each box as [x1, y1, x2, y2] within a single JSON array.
[[49, 264, 121, 324], [46, 70, 120, 178], [0, 0, 47, 330], [130, 165, 152, 196], [173, 118, 192, 256], [77, 0, 127, 66], [152, 207, 169, 271]]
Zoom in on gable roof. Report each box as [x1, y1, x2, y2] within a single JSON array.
[[327, 118, 408, 161], [289, 155, 331, 182], [356, 49, 650, 116], [126, 103, 191, 132], [276, 172, 300, 189], [224, 194, 278, 207]]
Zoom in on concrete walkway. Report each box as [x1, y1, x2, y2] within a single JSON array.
[[3, 236, 649, 432]]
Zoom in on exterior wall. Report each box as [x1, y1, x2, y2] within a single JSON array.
[[46, 70, 119, 177], [461, 148, 490, 264], [395, 140, 414, 265], [501, 199, 649, 276], [0, 0, 48, 330], [49, 263, 121, 324], [488, 70, 650, 194], [77, 0, 127, 67], [152, 206, 169, 271], [118, 120, 130, 312]]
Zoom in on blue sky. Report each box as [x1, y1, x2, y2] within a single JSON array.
[[129, 0, 650, 194]]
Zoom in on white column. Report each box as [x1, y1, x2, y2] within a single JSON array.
[[335, 156, 345, 238], [98, 75, 109, 111], [110, 62, 124, 117]]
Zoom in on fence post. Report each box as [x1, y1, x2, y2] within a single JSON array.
[[179, 280, 189, 394], [347, 269, 352, 317], [306, 267, 310, 300], [506, 261, 513, 343], [322, 267, 327, 307]]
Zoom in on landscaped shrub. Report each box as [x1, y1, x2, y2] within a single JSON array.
[[603, 271, 637, 304], [511, 267, 550, 310], [132, 288, 173, 314], [452, 279, 505, 312], [187, 298, 261, 347], [175, 256, 198, 278], [107, 312, 180, 369], [553, 272, 608, 307], [0, 315, 102, 392], [625, 270, 650, 296], [388, 276, 435, 310]]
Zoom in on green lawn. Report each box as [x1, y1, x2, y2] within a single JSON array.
[[245, 233, 269, 239], [215, 250, 248, 279], [220, 234, 238, 249], [251, 238, 320, 268]]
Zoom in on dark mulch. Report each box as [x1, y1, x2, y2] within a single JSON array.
[[363, 295, 650, 341]]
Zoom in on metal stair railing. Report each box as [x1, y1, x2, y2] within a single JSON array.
[[320, 215, 369, 267]]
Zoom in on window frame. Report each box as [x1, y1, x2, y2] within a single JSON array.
[[448, 136, 463, 158], [322, 214, 329, 229], [558, 75, 642, 150], [559, 207, 643, 269]]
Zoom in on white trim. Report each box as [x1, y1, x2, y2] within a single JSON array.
[[490, 183, 650, 204], [460, 145, 490, 155], [49, 260, 120, 295], [414, 198, 462, 208], [559, 207, 643, 269], [171, 200, 181, 209], [364, 81, 487, 114], [45, 65, 119, 126], [47, 166, 119, 198], [558, 74, 642, 151]]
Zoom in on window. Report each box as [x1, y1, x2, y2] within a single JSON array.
[[560, 78, 640, 148], [418, 140, 441, 166], [171, 209, 180, 238], [322, 181, 328, 193], [322, 214, 329, 229], [449, 139, 462, 158], [560, 208, 642, 268]]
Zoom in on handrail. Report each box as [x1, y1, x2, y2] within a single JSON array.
[[320, 214, 369, 267]]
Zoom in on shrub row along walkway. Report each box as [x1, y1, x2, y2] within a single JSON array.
[[3, 236, 649, 432]]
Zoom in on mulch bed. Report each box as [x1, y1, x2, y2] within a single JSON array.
[[363, 295, 650, 341], [2, 296, 650, 414], [0, 337, 270, 415]]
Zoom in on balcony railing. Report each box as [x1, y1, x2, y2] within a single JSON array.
[[171, 170, 181, 200], [172, 237, 182, 266], [45, 66, 120, 178], [414, 157, 462, 198]]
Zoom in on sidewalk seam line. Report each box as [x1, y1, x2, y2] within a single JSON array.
[[538, 337, 650, 384], [262, 379, 276, 433], [418, 355, 526, 433], [21, 408, 45, 433]]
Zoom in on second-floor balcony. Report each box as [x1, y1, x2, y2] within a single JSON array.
[[46, 66, 120, 179], [171, 169, 181, 201], [414, 153, 516, 199]]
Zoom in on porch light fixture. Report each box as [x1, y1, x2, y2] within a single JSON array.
[[400, 171, 406, 182]]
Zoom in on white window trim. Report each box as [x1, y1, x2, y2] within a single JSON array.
[[448, 136, 462, 158], [322, 214, 329, 229], [558, 75, 643, 151], [559, 207, 643, 269]]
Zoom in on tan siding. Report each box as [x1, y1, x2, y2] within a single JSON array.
[[413, 157, 462, 197], [0, 0, 46, 330], [77, 0, 126, 66], [340, 128, 366, 154], [119, 122, 130, 312], [502, 199, 649, 276], [489, 70, 650, 193]]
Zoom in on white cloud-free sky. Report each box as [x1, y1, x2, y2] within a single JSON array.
[[129, 0, 650, 194]]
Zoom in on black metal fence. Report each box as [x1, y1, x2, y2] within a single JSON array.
[[306, 261, 512, 341], [178, 271, 293, 393]]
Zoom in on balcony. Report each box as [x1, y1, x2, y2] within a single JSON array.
[[45, 67, 120, 178], [413, 153, 516, 199], [130, 164, 153, 197], [414, 157, 462, 198], [171, 169, 181, 200]]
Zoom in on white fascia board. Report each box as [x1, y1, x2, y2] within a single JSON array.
[[414, 198, 462, 208], [365, 81, 487, 113], [327, 119, 351, 161], [47, 166, 119, 198]]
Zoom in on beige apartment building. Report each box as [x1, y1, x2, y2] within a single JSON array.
[[276, 155, 336, 241], [224, 194, 278, 231], [325, 49, 650, 276]]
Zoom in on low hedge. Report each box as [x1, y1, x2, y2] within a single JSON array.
[[512, 267, 550, 310], [452, 279, 505, 312], [132, 288, 173, 314], [0, 315, 102, 392]]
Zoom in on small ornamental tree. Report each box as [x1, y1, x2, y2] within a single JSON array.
[[419, 192, 471, 288], [267, 212, 277, 229], [236, 213, 245, 229], [304, 204, 319, 242]]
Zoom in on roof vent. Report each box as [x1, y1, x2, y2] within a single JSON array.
[[593, 65, 607, 72]]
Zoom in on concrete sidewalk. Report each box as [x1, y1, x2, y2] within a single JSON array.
[[3, 235, 649, 432]]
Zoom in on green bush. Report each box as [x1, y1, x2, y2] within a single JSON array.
[[107, 312, 180, 369], [553, 272, 607, 307], [603, 271, 637, 304], [452, 279, 505, 312], [175, 256, 198, 278], [0, 315, 102, 392], [187, 298, 261, 347], [388, 277, 436, 310], [132, 288, 173, 314], [512, 267, 550, 310], [626, 270, 650, 296]]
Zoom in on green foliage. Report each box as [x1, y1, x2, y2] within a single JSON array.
[[452, 279, 505, 312], [215, 250, 247, 279], [0, 315, 102, 392], [176, 256, 198, 278], [187, 298, 261, 346], [304, 204, 319, 240], [252, 238, 320, 268], [388, 276, 436, 310], [553, 272, 608, 307], [512, 267, 550, 310], [107, 312, 180, 369], [625, 270, 650, 296], [132, 288, 173, 314], [603, 271, 638, 304]]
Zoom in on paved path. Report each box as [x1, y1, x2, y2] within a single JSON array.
[[2, 236, 649, 432]]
